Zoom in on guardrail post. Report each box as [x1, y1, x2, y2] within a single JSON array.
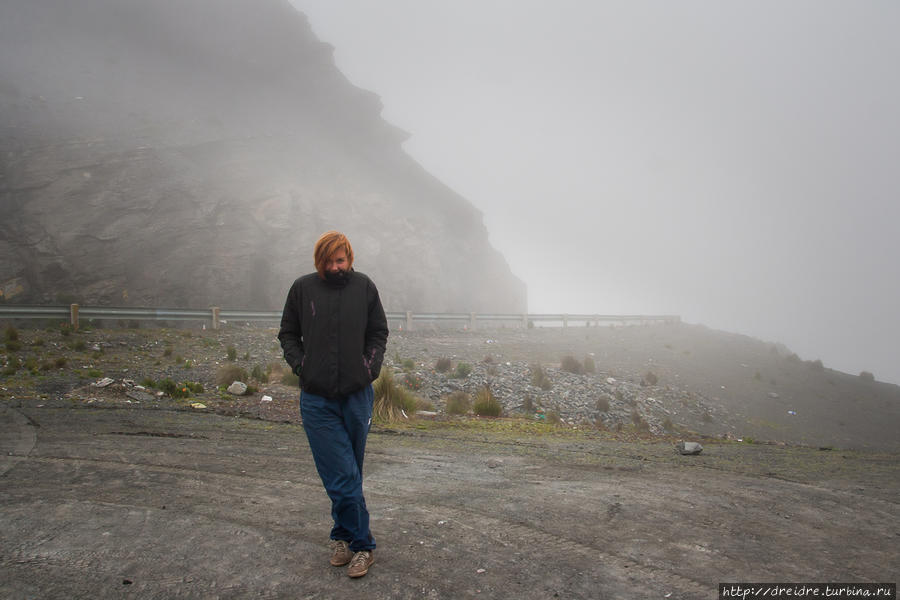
[[563, 314, 569, 329], [469, 312, 477, 331], [211, 307, 220, 330], [522, 313, 528, 329], [70, 304, 79, 331], [405, 311, 413, 332]]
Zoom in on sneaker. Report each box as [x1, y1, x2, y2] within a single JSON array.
[[347, 550, 374, 578], [329, 540, 353, 567]]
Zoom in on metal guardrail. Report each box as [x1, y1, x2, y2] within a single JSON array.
[[0, 304, 679, 330]]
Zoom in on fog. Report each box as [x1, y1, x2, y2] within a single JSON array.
[[288, 0, 900, 384]]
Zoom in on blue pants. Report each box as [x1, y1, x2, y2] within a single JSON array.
[[300, 386, 376, 552]]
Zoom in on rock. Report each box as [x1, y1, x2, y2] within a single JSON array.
[[125, 390, 156, 402], [768, 392, 780, 399], [677, 441, 703, 455], [227, 381, 248, 395], [190, 402, 207, 409], [260, 395, 273, 402], [91, 377, 115, 388]]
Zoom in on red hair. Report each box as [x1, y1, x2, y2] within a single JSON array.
[[313, 231, 354, 279]]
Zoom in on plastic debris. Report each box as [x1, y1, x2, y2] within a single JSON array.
[[260, 395, 273, 402]]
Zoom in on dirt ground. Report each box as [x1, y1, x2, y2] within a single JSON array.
[[2, 402, 897, 599]]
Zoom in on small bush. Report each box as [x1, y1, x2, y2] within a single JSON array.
[[454, 362, 472, 378], [402, 372, 422, 391], [54, 356, 68, 368], [5, 340, 21, 352], [87, 368, 103, 378], [482, 355, 494, 364], [158, 379, 193, 398], [163, 347, 173, 357], [216, 364, 248, 387], [662, 417, 675, 431], [596, 396, 610, 412], [434, 357, 452, 373], [859, 371, 875, 381], [281, 371, 300, 386], [631, 410, 650, 432], [4, 325, 18, 342], [415, 397, 435, 412], [373, 368, 418, 423], [251, 364, 269, 383], [402, 358, 415, 372], [140, 377, 156, 388], [545, 410, 562, 424], [531, 364, 552, 390], [643, 371, 658, 386], [445, 391, 471, 415], [702, 411, 713, 423], [583, 356, 596, 374], [226, 346, 237, 361], [72, 340, 86, 351], [808, 359, 824, 371], [560, 355, 583, 374], [473, 386, 502, 417]]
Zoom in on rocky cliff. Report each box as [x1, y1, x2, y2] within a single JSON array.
[[0, 0, 526, 312]]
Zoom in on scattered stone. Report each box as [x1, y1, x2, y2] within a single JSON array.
[[227, 381, 248, 395], [260, 395, 273, 402], [126, 390, 156, 402], [677, 441, 703, 455], [768, 392, 780, 399], [486, 458, 504, 468], [190, 402, 207, 409], [91, 377, 115, 388]]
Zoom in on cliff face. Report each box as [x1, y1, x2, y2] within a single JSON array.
[[0, 0, 526, 312]]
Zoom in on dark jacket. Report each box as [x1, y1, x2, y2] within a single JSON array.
[[278, 269, 388, 398]]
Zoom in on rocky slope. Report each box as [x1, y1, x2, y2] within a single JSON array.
[[3, 320, 897, 452], [0, 0, 525, 312]]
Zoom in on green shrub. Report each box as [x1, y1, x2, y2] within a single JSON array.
[[402, 358, 415, 372], [545, 410, 562, 424], [4, 325, 18, 342], [473, 386, 502, 417], [226, 346, 237, 361], [560, 355, 583, 374], [402, 372, 422, 391], [454, 362, 472, 378], [159, 378, 191, 398], [251, 364, 269, 383], [445, 391, 471, 415], [87, 368, 103, 378], [163, 347, 173, 357], [216, 364, 248, 387], [54, 356, 68, 368], [373, 368, 418, 423], [643, 371, 658, 386], [434, 357, 452, 373], [140, 377, 156, 388], [72, 340, 86, 351], [5, 340, 21, 352], [859, 371, 875, 381]]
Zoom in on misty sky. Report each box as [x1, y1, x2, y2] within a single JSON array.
[[289, 0, 900, 384]]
